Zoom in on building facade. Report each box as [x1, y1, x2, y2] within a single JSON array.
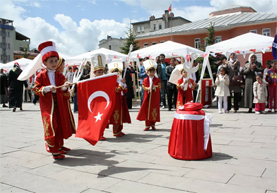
[[0, 18, 15, 63], [134, 5, 277, 49], [132, 10, 191, 39], [98, 35, 125, 52], [0, 18, 33, 63]]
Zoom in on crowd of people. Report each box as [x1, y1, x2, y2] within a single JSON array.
[[0, 39, 276, 160], [0, 53, 276, 115]]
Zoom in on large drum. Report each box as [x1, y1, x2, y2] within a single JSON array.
[[168, 102, 212, 160]]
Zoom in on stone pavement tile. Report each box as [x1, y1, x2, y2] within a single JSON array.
[[0, 145, 20, 154], [228, 141, 264, 147], [26, 164, 66, 177], [146, 163, 192, 177], [101, 151, 158, 164], [97, 165, 151, 181], [0, 139, 32, 149], [252, 138, 277, 144], [1, 157, 31, 173], [49, 169, 122, 191], [81, 188, 109, 193], [138, 172, 188, 189], [184, 161, 266, 177], [228, 174, 277, 191], [266, 191, 277, 193], [1, 187, 33, 193], [262, 168, 277, 179], [0, 183, 13, 191], [227, 157, 277, 170], [213, 145, 277, 161], [150, 155, 188, 167], [212, 139, 232, 145], [262, 143, 277, 149], [175, 178, 266, 193], [143, 145, 169, 157], [183, 169, 234, 183], [104, 180, 188, 193]]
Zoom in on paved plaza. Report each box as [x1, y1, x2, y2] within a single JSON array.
[[0, 102, 276, 193]]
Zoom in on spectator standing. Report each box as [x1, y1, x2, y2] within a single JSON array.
[[157, 53, 169, 108], [227, 52, 241, 113], [243, 54, 264, 113], [9, 63, 28, 112], [215, 67, 230, 114], [166, 58, 178, 111], [65, 66, 74, 101], [265, 60, 277, 112], [0, 68, 8, 107], [122, 62, 135, 109], [253, 74, 267, 114], [139, 58, 148, 106]]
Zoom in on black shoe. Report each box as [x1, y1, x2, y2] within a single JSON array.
[[12, 108, 16, 112], [248, 108, 252, 113], [2, 104, 8, 107]]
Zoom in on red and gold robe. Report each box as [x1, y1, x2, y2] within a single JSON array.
[[176, 78, 196, 109], [137, 76, 161, 122], [33, 70, 76, 149], [109, 81, 131, 135]]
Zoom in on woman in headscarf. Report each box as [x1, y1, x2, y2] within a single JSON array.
[[243, 54, 264, 113], [227, 52, 241, 113], [8, 63, 28, 112]]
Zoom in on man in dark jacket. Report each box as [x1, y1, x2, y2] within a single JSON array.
[[156, 53, 169, 108], [166, 58, 177, 111]]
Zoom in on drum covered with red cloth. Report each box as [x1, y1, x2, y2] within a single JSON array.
[[168, 102, 212, 160]]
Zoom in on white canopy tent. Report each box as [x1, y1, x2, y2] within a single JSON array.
[[130, 41, 204, 59], [0, 58, 32, 73], [66, 48, 127, 66], [197, 32, 274, 101]]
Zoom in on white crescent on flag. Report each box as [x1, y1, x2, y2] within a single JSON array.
[[87, 91, 110, 113]]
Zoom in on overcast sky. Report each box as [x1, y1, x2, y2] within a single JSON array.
[[0, 0, 275, 56]]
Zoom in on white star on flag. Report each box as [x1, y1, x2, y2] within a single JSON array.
[[94, 112, 103, 122]]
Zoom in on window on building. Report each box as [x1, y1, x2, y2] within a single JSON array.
[[141, 25, 144, 32], [20, 47, 24, 51], [6, 31, 10, 37], [8, 55, 10, 61], [159, 24, 162, 30], [0, 43, 2, 48], [249, 30, 257, 33], [152, 42, 156, 45], [0, 29, 1, 36], [160, 41, 165, 43], [153, 24, 156, 31], [137, 26, 140, 33], [262, 28, 270, 36], [215, 36, 222, 43], [7, 43, 10, 49], [143, 43, 148, 48], [194, 38, 201, 49], [109, 45, 111, 50]]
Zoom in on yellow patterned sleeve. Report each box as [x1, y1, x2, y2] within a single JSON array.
[[33, 75, 45, 96]]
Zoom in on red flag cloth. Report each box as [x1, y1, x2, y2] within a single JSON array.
[[168, 4, 172, 11], [76, 74, 117, 145]]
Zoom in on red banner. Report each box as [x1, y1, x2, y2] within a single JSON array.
[[76, 74, 117, 145]]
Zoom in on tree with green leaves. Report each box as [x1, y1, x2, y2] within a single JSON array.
[[120, 27, 139, 54], [204, 22, 216, 46]]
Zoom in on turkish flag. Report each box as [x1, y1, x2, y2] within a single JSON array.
[[168, 4, 172, 12], [76, 74, 117, 145]]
